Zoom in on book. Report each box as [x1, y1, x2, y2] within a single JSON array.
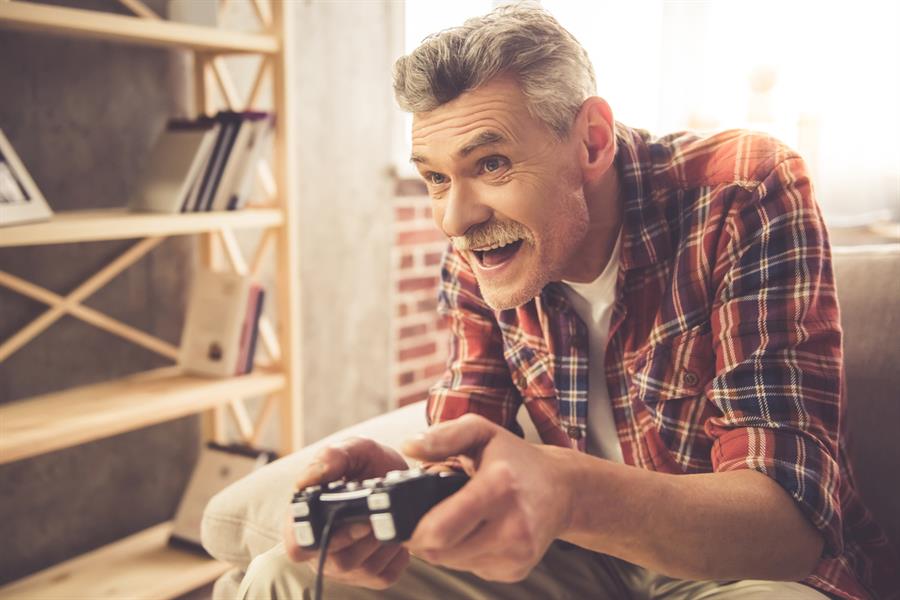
[[230, 115, 274, 210], [209, 113, 268, 212], [169, 443, 275, 551], [234, 284, 265, 374], [195, 112, 243, 212], [127, 123, 216, 213], [180, 268, 259, 377]]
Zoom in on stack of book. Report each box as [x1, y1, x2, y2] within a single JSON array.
[[179, 269, 266, 378], [129, 111, 273, 213]]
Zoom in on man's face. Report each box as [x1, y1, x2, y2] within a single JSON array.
[[411, 76, 589, 311]]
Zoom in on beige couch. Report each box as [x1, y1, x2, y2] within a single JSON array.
[[201, 244, 900, 598]]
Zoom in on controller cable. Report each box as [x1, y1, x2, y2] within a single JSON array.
[[313, 505, 351, 600]]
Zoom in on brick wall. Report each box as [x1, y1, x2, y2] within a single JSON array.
[[391, 179, 450, 407]]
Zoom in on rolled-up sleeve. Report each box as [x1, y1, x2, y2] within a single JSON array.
[[427, 245, 522, 433], [703, 156, 845, 558]]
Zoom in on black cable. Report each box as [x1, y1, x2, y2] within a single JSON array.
[[313, 505, 351, 600]]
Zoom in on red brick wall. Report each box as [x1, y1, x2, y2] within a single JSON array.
[[391, 179, 450, 407]]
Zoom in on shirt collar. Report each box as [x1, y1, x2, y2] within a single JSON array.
[[614, 123, 673, 271]]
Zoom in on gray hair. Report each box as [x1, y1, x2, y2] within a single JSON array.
[[393, 2, 597, 139]]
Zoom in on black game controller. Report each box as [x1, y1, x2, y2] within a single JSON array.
[[291, 467, 469, 550]]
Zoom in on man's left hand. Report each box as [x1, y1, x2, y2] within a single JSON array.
[[401, 414, 575, 582]]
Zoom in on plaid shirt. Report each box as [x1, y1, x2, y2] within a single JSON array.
[[427, 124, 899, 599]]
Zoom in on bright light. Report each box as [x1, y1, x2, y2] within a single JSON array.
[[402, 0, 900, 223]]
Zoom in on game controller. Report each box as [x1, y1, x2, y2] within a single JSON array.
[[291, 467, 469, 550]]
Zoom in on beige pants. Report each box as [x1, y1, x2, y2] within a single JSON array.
[[237, 541, 829, 599]]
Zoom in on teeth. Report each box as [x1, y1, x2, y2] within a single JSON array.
[[473, 238, 521, 252]]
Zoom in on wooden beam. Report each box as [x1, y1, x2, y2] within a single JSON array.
[[227, 398, 254, 442], [246, 56, 271, 110], [250, 0, 272, 30], [0, 271, 178, 360], [249, 228, 275, 279], [0, 1, 277, 54], [0, 237, 162, 362], [249, 393, 277, 446], [271, 0, 303, 453], [117, 0, 160, 20], [211, 57, 241, 111]]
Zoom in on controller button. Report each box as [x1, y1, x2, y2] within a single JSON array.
[[293, 522, 315, 548], [370, 513, 397, 541], [367, 492, 391, 511], [292, 501, 310, 518], [305, 485, 321, 493], [344, 481, 360, 491], [385, 470, 406, 482], [362, 477, 381, 488], [327, 480, 345, 490], [406, 467, 424, 478]]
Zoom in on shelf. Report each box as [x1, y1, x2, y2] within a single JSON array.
[[0, 1, 278, 54], [0, 521, 230, 600], [0, 366, 286, 464], [0, 208, 283, 247]]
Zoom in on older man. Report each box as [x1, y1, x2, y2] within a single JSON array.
[[239, 4, 898, 599]]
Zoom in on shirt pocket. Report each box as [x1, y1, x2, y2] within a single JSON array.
[[501, 339, 557, 399], [628, 324, 715, 409]]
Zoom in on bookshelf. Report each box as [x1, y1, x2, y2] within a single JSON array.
[[0, 1, 300, 598]]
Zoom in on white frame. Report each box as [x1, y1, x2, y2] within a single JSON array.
[[0, 128, 53, 227]]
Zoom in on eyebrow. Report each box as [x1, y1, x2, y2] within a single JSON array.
[[409, 130, 508, 165]]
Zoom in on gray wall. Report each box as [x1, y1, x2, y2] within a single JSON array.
[[291, 1, 400, 442], [0, 0, 400, 583]]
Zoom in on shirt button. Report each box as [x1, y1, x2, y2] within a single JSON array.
[[566, 426, 583, 440], [683, 370, 699, 387]]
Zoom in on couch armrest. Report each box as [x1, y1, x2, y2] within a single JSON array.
[[201, 401, 428, 568]]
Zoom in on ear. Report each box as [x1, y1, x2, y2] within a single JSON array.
[[574, 97, 616, 183]]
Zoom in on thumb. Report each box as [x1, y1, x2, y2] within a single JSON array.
[[402, 414, 497, 461]]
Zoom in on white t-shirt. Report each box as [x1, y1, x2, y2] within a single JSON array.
[[560, 235, 624, 463]]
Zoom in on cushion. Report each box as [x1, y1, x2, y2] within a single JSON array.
[[831, 244, 900, 549]]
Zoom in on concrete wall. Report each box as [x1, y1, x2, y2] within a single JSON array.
[[0, 0, 401, 583], [291, 1, 402, 441]]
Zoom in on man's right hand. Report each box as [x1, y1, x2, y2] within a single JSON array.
[[282, 437, 412, 590]]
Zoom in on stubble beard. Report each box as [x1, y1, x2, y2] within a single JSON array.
[[478, 185, 590, 311]]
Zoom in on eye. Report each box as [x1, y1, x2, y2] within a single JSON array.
[[427, 172, 448, 185], [479, 156, 508, 174]]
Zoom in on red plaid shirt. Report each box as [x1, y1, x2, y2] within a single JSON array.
[[427, 124, 899, 599]]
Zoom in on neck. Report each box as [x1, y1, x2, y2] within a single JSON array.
[[560, 164, 623, 283]]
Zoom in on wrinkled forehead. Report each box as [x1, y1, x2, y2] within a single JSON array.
[[410, 78, 538, 159]]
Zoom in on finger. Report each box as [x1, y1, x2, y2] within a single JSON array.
[[409, 462, 511, 552], [369, 546, 411, 589], [382, 547, 412, 581], [295, 437, 390, 493], [359, 543, 405, 578], [283, 515, 371, 563], [324, 533, 381, 574], [402, 414, 498, 462]]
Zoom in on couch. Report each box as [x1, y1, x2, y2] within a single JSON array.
[[201, 244, 900, 598]]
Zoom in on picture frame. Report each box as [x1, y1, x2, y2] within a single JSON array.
[[0, 128, 53, 227]]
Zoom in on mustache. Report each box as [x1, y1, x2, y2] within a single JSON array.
[[450, 220, 533, 251]]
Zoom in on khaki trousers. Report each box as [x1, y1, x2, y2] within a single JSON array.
[[237, 541, 829, 599]]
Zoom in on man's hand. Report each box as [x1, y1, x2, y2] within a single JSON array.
[[282, 437, 412, 590], [402, 414, 576, 582]]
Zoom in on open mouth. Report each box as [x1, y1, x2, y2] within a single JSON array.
[[473, 239, 524, 269]]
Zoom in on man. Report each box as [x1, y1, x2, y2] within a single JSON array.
[[240, 4, 898, 599]]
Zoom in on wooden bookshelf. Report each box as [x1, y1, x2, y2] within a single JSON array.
[[0, 1, 278, 54], [0, 1, 300, 596], [0, 367, 286, 464], [0, 208, 284, 247], [0, 522, 230, 600]]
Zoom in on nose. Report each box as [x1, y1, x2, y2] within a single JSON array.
[[440, 180, 492, 238]]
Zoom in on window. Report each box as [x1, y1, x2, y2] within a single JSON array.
[[401, 1, 899, 224]]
